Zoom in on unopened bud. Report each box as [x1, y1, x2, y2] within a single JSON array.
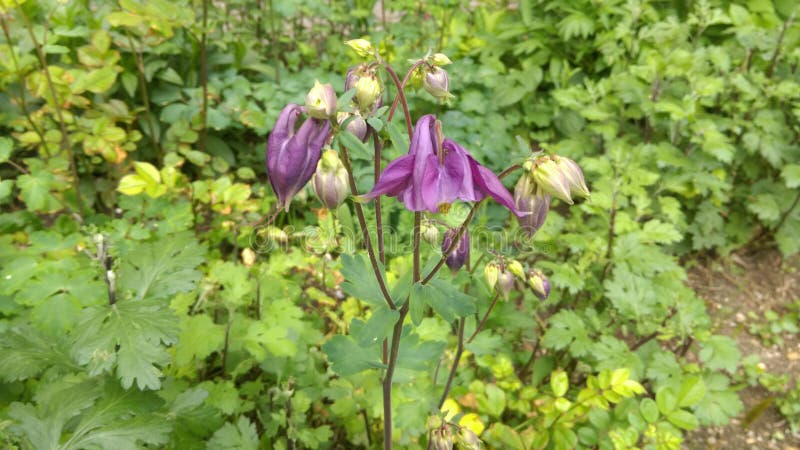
[[431, 53, 453, 66], [527, 269, 550, 300], [430, 426, 454, 450], [355, 75, 382, 114], [305, 81, 337, 119], [456, 428, 481, 450], [345, 38, 374, 58], [514, 172, 551, 237], [337, 112, 368, 141], [553, 155, 590, 199], [423, 67, 453, 101], [507, 260, 525, 279], [484, 262, 500, 290], [532, 157, 573, 205], [241, 248, 256, 267], [421, 220, 440, 244], [497, 269, 515, 299], [312, 149, 349, 209], [442, 228, 469, 273]]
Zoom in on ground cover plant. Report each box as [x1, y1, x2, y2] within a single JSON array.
[[0, 0, 799, 449]]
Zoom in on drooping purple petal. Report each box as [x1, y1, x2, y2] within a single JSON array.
[[360, 154, 415, 200], [266, 103, 330, 209], [470, 159, 522, 216]]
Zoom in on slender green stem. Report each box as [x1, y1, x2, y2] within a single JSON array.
[[340, 145, 396, 310], [387, 60, 425, 123], [437, 318, 465, 408], [380, 62, 413, 139], [767, 12, 795, 78], [467, 292, 500, 343], [373, 129, 385, 264]]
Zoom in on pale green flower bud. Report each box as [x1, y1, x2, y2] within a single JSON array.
[[507, 260, 525, 279], [431, 53, 453, 66], [484, 261, 500, 290], [456, 428, 481, 450], [532, 157, 573, 205], [355, 75, 382, 114], [421, 220, 440, 244], [553, 155, 590, 199], [312, 149, 349, 209], [527, 269, 551, 301], [305, 81, 337, 119], [345, 38, 374, 57]]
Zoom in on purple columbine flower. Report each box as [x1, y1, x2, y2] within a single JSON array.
[[266, 104, 331, 210], [443, 228, 469, 272], [361, 115, 521, 215]]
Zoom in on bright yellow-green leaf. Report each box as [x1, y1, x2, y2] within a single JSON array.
[[117, 174, 147, 195], [133, 161, 161, 184]]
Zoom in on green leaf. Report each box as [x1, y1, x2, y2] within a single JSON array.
[[541, 310, 591, 357], [340, 253, 391, 307], [207, 417, 259, 450], [677, 376, 706, 408], [698, 335, 741, 373], [0, 326, 77, 381], [72, 297, 179, 390], [338, 130, 371, 160], [322, 335, 385, 376], [173, 314, 225, 367], [0, 136, 12, 163], [551, 370, 569, 397], [415, 280, 476, 323], [118, 232, 204, 301], [781, 164, 800, 188], [666, 409, 699, 430], [640, 398, 659, 423], [352, 306, 399, 347], [656, 386, 677, 415]]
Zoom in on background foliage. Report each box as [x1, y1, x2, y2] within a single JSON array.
[[0, 0, 798, 448]]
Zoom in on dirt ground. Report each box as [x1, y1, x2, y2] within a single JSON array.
[[686, 249, 800, 450]]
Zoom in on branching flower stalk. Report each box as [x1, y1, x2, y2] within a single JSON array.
[[263, 41, 586, 449]]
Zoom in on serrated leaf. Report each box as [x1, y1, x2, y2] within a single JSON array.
[[207, 417, 259, 450], [72, 298, 179, 390], [0, 326, 78, 381], [118, 232, 204, 301], [340, 253, 391, 307], [698, 335, 741, 373], [542, 310, 591, 357], [322, 334, 385, 376], [353, 306, 399, 347], [677, 376, 706, 408]]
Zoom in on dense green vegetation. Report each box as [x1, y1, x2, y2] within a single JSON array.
[[0, 0, 798, 448]]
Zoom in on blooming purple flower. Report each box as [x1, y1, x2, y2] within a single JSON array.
[[361, 115, 521, 215], [443, 228, 469, 272], [266, 104, 331, 210]]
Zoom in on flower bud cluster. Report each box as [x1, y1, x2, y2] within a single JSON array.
[[345, 63, 383, 116], [484, 258, 549, 300], [514, 155, 590, 237]]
